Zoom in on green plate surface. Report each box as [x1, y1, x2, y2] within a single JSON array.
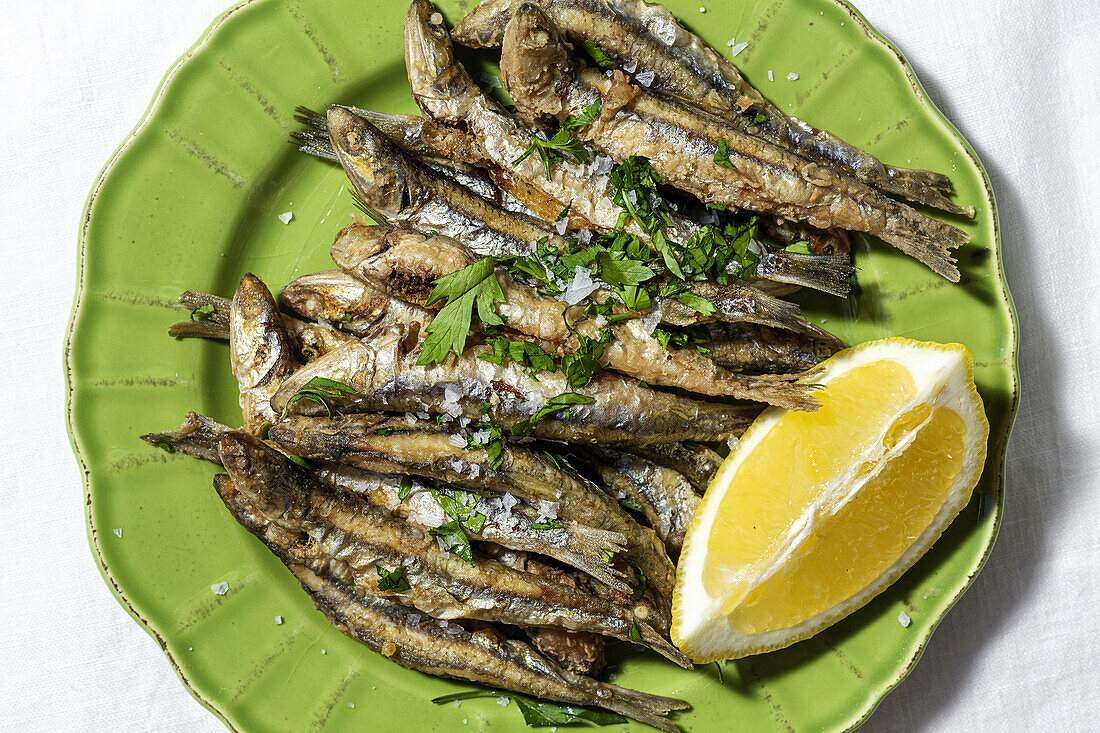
[[66, 0, 1018, 730]]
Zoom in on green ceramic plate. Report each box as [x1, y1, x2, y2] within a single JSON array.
[[66, 0, 1017, 730]]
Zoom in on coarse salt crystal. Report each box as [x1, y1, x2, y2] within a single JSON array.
[[636, 70, 655, 87], [320, 649, 327, 655], [555, 217, 569, 235], [578, 229, 593, 244], [594, 314, 608, 327], [622, 59, 638, 74], [787, 72, 799, 81], [444, 385, 462, 403], [211, 582, 229, 596], [416, 411, 431, 421], [448, 433, 468, 448], [348, 703, 355, 709], [898, 611, 911, 627], [112, 528, 123, 538], [537, 500, 559, 520], [275, 615, 283, 625], [699, 6, 706, 12], [768, 69, 774, 82], [561, 265, 600, 305], [728, 41, 748, 57], [278, 211, 293, 224], [429, 12, 443, 24], [592, 155, 614, 175], [641, 304, 663, 334]]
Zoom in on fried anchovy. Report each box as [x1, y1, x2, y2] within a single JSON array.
[[334, 221, 837, 347], [141, 411, 231, 463], [325, 103, 563, 256], [293, 106, 536, 217], [214, 473, 687, 730], [169, 290, 354, 362], [621, 442, 724, 494], [332, 224, 818, 409], [485, 546, 608, 675], [583, 447, 700, 556], [404, 1, 852, 297], [270, 324, 759, 445], [280, 270, 437, 336], [455, 0, 967, 215], [499, 5, 968, 281], [706, 322, 843, 374], [229, 273, 299, 431], [316, 462, 631, 594], [266, 414, 678, 605], [217, 431, 688, 665]]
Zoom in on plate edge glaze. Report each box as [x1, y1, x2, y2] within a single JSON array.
[[63, 1, 1020, 731]]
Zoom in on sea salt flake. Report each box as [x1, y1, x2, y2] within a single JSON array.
[[636, 70, 656, 87], [561, 266, 600, 305], [112, 528, 123, 538], [320, 649, 327, 655], [787, 72, 799, 81], [537, 500, 559, 520], [210, 582, 229, 596], [449, 433, 468, 448], [622, 59, 638, 74], [768, 69, 774, 82], [578, 229, 593, 244], [274, 615, 283, 625], [348, 703, 355, 709], [278, 211, 293, 224], [728, 41, 748, 57], [898, 611, 911, 627], [592, 155, 614, 175], [555, 217, 569, 235], [497, 697, 511, 706]]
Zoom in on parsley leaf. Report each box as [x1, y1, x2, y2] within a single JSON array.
[[714, 138, 734, 167], [190, 303, 215, 321], [628, 617, 644, 643], [430, 520, 475, 563], [530, 518, 563, 530], [375, 426, 395, 436], [281, 376, 360, 418], [512, 392, 595, 435], [513, 100, 601, 180], [619, 497, 645, 513], [417, 258, 505, 365], [581, 40, 616, 68], [397, 475, 414, 500], [752, 113, 767, 124], [479, 335, 556, 378], [464, 421, 506, 469], [430, 691, 627, 727], [376, 565, 411, 592]]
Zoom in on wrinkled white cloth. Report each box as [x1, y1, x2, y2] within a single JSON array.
[[0, 0, 1096, 731]]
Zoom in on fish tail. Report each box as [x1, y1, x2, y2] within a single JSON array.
[[713, 370, 822, 411], [636, 618, 694, 669], [560, 524, 633, 594], [140, 412, 230, 464], [754, 250, 855, 297]]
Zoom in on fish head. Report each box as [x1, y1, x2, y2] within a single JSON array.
[[279, 270, 390, 333], [330, 222, 393, 282], [499, 2, 573, 121], [451, 0, 521, 48], [271, 339, 379, 418], [405, 0, 472, 117], [230, 273, 296, 413], [218, 431, 307, 518], [327, 105, 422, 221]]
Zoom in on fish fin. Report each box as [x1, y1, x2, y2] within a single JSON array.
[[141, 412, 232, 463], [756, 250, 855, 298]]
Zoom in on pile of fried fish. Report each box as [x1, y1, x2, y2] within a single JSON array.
[[144, 1, 969, 729]]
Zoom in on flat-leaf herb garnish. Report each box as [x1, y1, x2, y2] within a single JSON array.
[[281, 376, 360, 418], [463, 421, 506, 469], [479, 335, 556, 378], [376, 565, 411, 592], [628, 616, 644, 643], [512, 392, 595, 435], [429, 488, 489, 564], [581, 40, 616, 68], [619, 497, 645, 513], [417, 257, 506, 365], [513, 100, 602, 181], [530, 518, 563, 530], [714, 138, 734, 167], [397, 475, 414, 500], [431, 690, 627, 727], [189, 303, 215, 321]]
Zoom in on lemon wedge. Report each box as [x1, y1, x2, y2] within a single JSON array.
[[671, 338, 989, 662]]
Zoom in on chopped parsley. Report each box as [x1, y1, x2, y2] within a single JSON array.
[[375, 565, 411, 592], [428, 488, 489, 564], [512, 392, 595, 435], [581, 40, 616, 68], [397, 475, 414, 500], [530, 518, 563, 530], [619, 496, 645, 513], [628, 617, 644, 643], [627, 560, 648, 602], [714, 138, 734, 167], [752, 113, 767, 124], [189, 303, 215, 321], [281, 377, 360, 418], [513, 100, 601, 180], [653, 324, 712, 354], [478, 335, 556, 378]]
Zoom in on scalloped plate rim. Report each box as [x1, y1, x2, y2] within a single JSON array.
[[63, 0, 1019, 730]]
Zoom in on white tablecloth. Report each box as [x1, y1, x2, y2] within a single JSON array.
[[1, 0, 1097, 730]]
